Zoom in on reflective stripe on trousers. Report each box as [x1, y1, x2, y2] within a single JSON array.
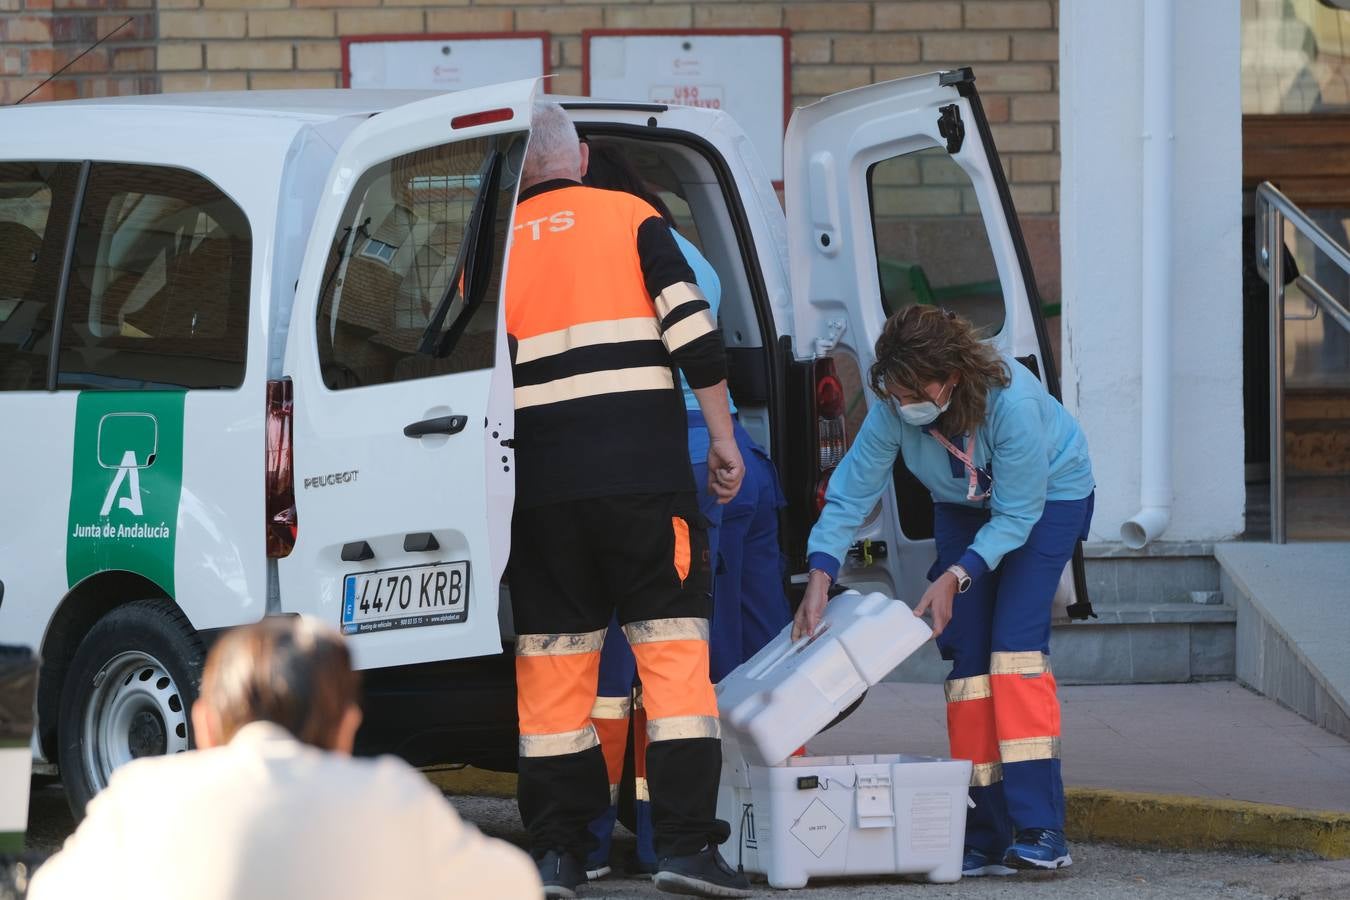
[[621, 618, 720, 742], [516, 628, 606, 757]]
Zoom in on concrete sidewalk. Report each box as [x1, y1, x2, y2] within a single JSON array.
[[807, 680, 1350, 856], [808, 681, 1350, 813]]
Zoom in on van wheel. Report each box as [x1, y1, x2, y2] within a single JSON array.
[[57, 600, 204, 819]]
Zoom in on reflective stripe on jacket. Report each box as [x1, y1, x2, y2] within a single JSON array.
[[504, 179, 727, 508]]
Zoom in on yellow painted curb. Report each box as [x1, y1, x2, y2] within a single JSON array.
[[1067, 788, 1350, 859], [424, 765, 517, 799], [421, 772, 1350, 859]]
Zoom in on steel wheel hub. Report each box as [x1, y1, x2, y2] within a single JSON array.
[[82, 650, 189, 792]]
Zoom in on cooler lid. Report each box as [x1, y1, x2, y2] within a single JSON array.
[[715, 591, 930, 766]]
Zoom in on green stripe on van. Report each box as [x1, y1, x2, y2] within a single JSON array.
[[66, 392, 185, 597], [0, 832, 22, 853]]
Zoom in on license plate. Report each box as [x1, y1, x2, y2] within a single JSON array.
[[341, 561, 469, 636]]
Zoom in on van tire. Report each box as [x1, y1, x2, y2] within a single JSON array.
[[56, 599, 204, 820]]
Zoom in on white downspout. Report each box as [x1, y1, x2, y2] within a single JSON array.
[[1121, 0, 1174, 550]]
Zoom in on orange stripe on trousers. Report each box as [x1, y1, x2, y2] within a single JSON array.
[[591, 716, 630, 784], [631, 640, 717, 720], [947, 696, 1000, 764], [672, 517, 691, 582], [516, 652, 601, 736], [990, 670, 1061, 742]]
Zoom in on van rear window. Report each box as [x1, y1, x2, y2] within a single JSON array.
[[57, 164, 251, 390], [0, 162, 81, 392], [315, 133, 524, 391]]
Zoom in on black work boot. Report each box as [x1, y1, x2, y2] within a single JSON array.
[[534, 849, 586, 899], [653, 846, 752, 898]]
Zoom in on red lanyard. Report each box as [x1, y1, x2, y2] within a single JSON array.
[[928, 430, 991, 502]]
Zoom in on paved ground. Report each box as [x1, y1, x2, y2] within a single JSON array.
[[809, 681, 1350, 813], [14, 681, 1350, 897], [18, 788, 1350, 899]]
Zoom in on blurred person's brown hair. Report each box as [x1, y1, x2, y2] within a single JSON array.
[[196, 616, 361, 751]]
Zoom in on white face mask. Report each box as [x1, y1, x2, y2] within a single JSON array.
[[894, 381, 954, 426], [898, 399, 947, 426]]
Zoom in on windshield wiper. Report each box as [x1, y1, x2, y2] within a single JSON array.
[[317, 217, 370, 311], [417, 148, 505, 357]]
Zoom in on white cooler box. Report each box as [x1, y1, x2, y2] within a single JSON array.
[[714, 591, 971, 888]]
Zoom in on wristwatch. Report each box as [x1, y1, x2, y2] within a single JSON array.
[[946, 564, 972, 594]]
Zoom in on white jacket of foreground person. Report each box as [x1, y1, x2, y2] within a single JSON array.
[[29, 722, 541, 900]]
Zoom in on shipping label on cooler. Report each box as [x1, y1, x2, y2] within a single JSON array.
[[909, 792, 954, 853], [790, 798, 845, 858]]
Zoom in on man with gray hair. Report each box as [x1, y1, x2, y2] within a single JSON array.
[[503, 100, 750, 898]]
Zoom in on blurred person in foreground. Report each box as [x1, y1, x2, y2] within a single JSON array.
[[29, 617, 540, 900]]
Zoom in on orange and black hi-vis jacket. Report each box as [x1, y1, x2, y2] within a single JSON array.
[[504, 179, 726, 509]]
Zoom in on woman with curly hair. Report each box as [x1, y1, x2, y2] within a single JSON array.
[[793, 305, 1094, 878]]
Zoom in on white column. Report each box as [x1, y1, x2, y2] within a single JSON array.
[[1059, 0, 1245, 544]]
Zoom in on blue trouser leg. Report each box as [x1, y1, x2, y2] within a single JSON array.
[[933, 504, 1010, 855], [587, 618, 637, 871], [691, 460, 724, 579], [934, 495, 1094, 851], [708, 423, 789, 683], [990, 495, 1092, 833], [709, 460, 753, 683], [732, 433, 790, 668]]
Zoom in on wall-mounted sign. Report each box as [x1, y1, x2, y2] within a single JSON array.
[[343, 32, 550, 92], [582, 29, 791, 182]]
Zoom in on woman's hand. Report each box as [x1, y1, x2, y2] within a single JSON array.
[[792, 569, 832, 641], [914, 572, 959, 639]]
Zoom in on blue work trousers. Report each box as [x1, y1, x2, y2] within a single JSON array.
[[932, 493, 1093, 855]]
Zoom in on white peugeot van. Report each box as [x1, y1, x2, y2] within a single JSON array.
[[0, 69, 1083, 816]]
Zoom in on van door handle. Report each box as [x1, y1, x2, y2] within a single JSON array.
[[403, 415, 467, 438]]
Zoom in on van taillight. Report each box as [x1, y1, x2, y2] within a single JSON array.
[[812, 357, 850, 515], [814, 358, 848, 472], [265, 378, 297, 559]]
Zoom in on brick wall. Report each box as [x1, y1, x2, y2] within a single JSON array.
[[0, 1, 157, 104], [1, 0, 1061, 300]]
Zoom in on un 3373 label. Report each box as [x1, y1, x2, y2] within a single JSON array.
[[341, 561, 468, 636]]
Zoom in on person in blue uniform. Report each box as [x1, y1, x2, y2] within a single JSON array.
[[793, 305, 1094, 877], [580, 142, 792, 879]]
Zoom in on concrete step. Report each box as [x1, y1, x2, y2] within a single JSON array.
[[1083, 541, 1223, 607], [883, 603, 1236, 685], [1217, 542, 1350, 741]]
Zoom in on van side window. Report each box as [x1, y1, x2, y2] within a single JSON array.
[[315, 134, 521, 390], [0, 162, 81, 391], [57, 164, 252, 390], [868, 147, 1006, 335]]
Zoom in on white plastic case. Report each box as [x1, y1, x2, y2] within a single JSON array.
[[715, 591, 971, 888]]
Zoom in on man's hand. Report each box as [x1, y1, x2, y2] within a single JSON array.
[[913, 572, 959, 639], [706, 435, 744, 504], [792, 569, 831, 641]]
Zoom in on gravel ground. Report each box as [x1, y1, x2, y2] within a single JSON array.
[[14, 784, 1350, 899]]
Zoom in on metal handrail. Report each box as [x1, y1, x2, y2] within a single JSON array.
[[1254, 181, 1350, 543]]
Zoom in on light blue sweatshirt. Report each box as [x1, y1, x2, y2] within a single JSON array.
[[672, 230, 731, 414], [807, 355, 1094, 584]]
